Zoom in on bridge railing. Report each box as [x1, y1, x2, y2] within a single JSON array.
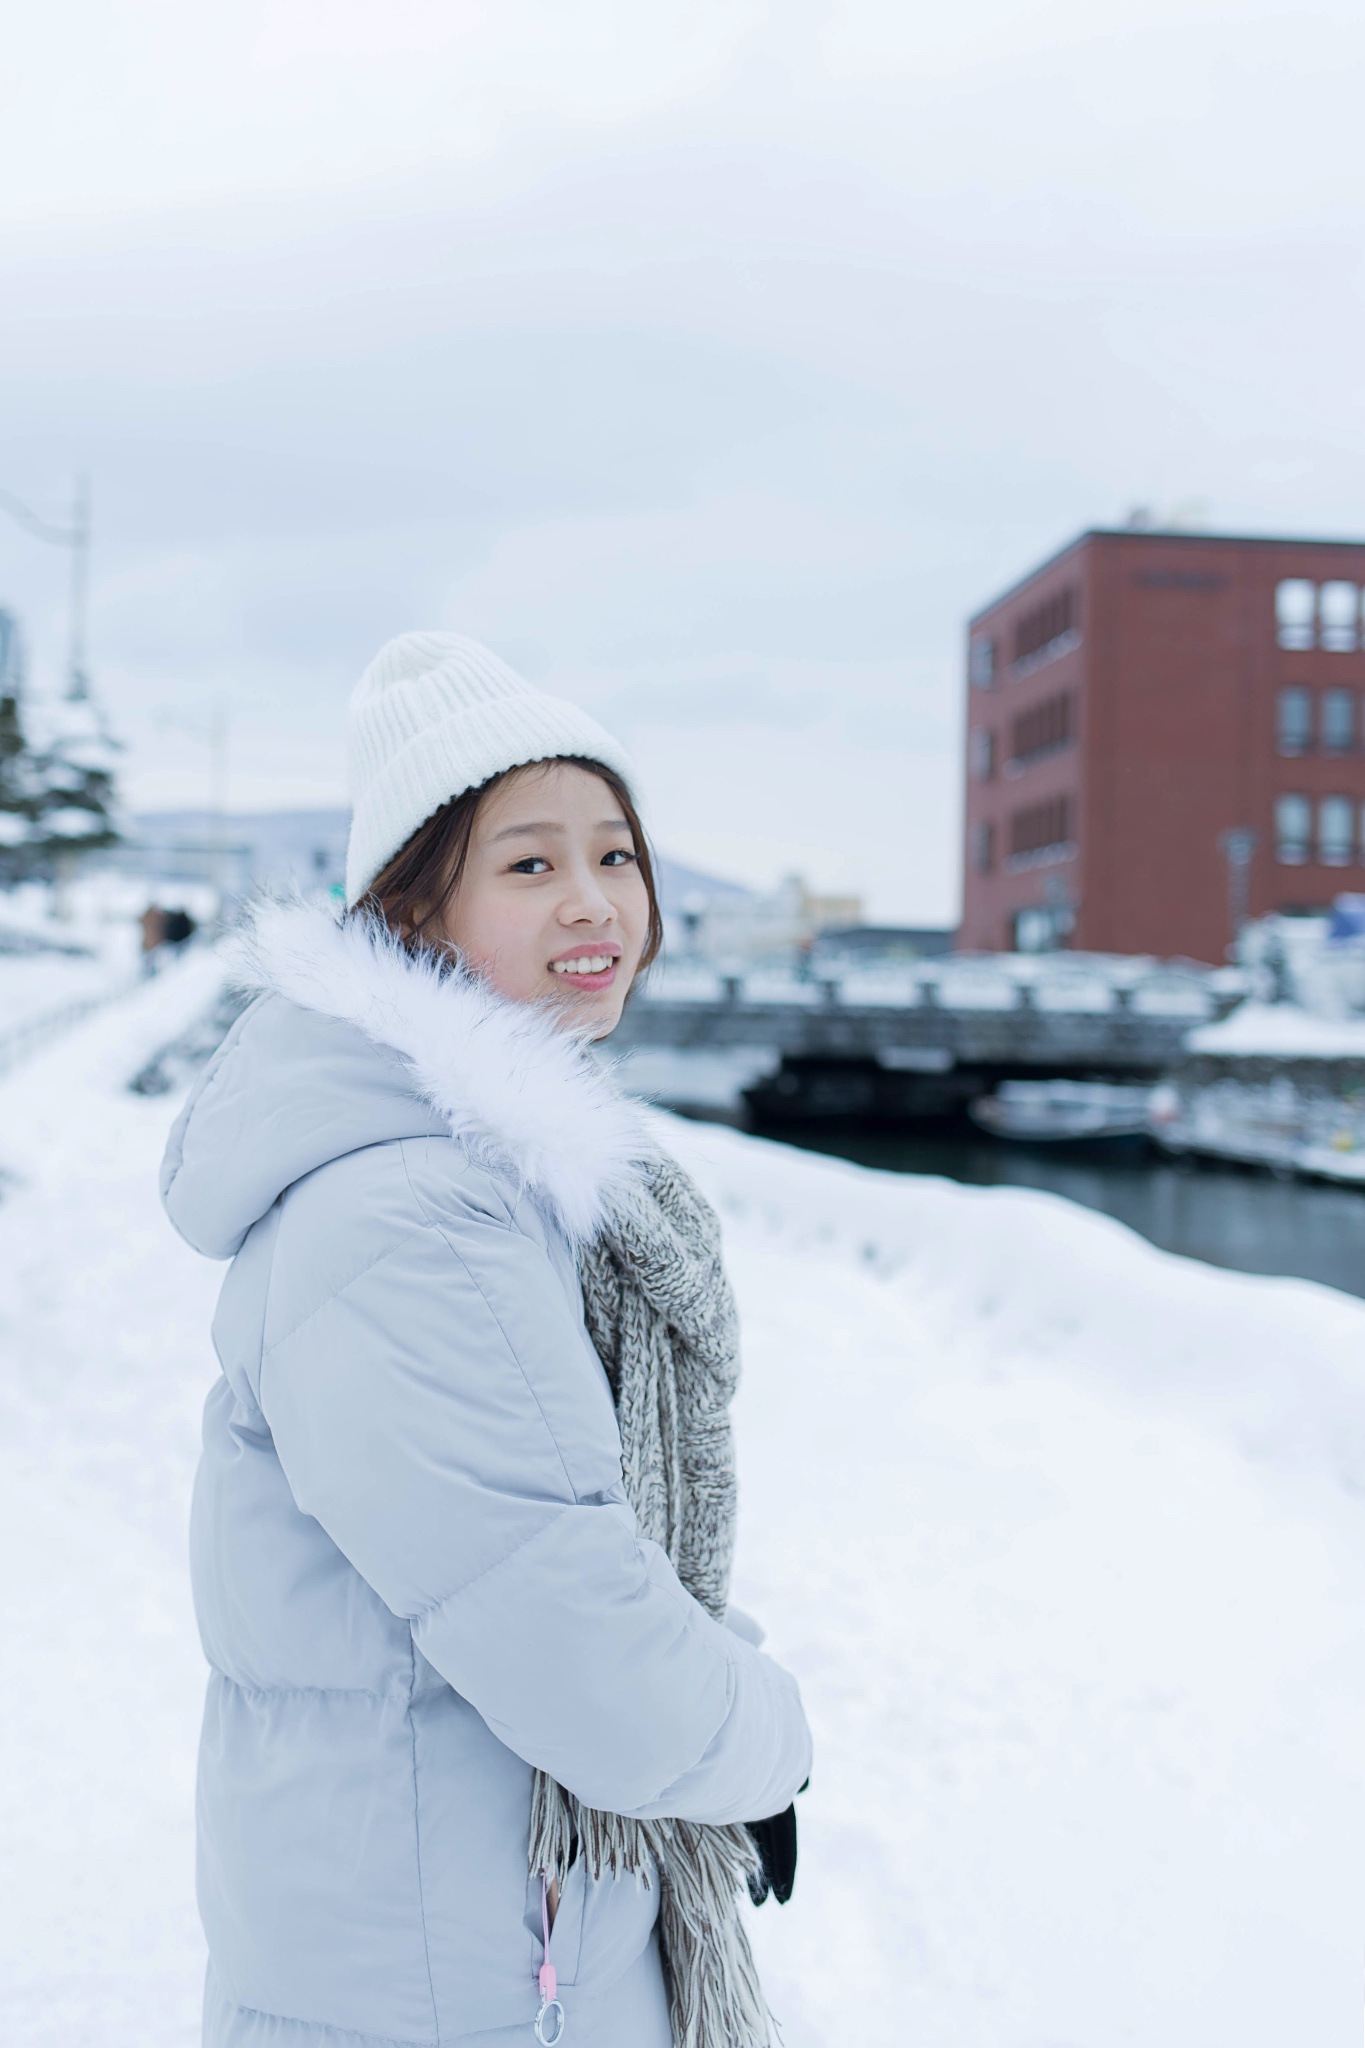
[[645, 953, 1234, 1022]]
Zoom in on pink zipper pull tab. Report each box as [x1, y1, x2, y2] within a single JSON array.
[[534, 1872, 566, 2044]]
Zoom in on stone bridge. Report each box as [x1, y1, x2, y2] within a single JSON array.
[[611, 957, 1236, 1123]]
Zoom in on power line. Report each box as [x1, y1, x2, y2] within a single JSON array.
[[0, 484, 78, 547]]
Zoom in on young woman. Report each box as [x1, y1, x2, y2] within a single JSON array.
[[162, 633, 812, 2048]]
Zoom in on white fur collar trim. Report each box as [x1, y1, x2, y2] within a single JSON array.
[[226, 898, 651, 1243]]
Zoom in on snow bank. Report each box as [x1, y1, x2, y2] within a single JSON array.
[[663, 1117, 1365, 2046], [3, 968, 1365, 2045]]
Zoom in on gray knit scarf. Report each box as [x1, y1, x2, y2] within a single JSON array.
[[527, 1156, 772, 2048]]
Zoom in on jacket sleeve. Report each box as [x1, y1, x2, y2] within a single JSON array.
[[257, 1191, 812, 1826]]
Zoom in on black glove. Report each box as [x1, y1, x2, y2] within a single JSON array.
[[745, 1784, 805, 1907]]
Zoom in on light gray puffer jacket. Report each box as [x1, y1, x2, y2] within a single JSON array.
[[162, 904, 811, 2048]]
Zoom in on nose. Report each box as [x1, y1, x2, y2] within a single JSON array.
[[559, 858, 617, 928]]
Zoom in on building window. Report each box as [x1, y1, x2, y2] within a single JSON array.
[[1008, 794, 1073, 861], [970, 728, 996, 780], [1320, 581, 1360, 653], [1322, 688, 1355, 754], [1275, 793, 1312, 864], [1013, 586, 1079, 670], [1320, 796, 1354, 866], [1275, 577, 1365, 651], [1277, 686, 1312, 756], [972, 820, 995, 873], [968, 635, 996, 689], [1276, 579, 1316, 650], [1010, 691, 1075, 767], [1013, 906, 1058, 952]]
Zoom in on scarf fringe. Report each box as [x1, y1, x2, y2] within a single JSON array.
[[530, 1772, 772, 2048], [531, 1158, 772, 2048]]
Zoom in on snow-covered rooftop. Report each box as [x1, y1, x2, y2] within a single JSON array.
[[1189, 998, 1365, 1059]]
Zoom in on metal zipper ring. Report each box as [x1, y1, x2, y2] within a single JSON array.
[[535, 1995, 566, 2045]]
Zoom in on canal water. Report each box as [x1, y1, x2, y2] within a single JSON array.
[[757, 1129, 1365, 1301]]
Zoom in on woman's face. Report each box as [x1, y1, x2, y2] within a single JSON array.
[[438, 760, 650, 1037]]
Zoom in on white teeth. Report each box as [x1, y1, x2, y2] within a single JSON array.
[[553, 955, 614, 975]]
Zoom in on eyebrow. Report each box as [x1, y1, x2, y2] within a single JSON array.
[[490, 817, 632, 843]]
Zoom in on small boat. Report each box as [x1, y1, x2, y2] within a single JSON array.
[[1149, 1073, 1365, 1183], [970, 1079, 1154, 1143]]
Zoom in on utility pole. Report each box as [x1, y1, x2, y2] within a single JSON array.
[[156, 698, 231, 926], [0, 478, 90, 693], [66, 474, 91, 700]]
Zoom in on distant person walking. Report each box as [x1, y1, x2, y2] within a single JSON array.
[[139, 901, 166, 973], [162, 634, 810, 2048], [142, 902, 198, 973], [162, 905, 196, 951]]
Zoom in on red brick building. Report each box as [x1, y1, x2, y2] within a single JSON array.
[[960, 528, 1365, 962]]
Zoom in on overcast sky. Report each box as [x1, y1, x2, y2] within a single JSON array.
[[2, 0, 1363, 920]]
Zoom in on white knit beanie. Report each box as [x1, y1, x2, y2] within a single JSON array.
[[344, 631, 636, 906]]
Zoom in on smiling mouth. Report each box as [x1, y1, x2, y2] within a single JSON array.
[[549, 952, 620, 987]]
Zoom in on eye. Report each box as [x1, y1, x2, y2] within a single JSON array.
[[508, 856, 551, 875], [601, 848, 639, 867]]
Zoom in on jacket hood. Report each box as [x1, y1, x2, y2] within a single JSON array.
[[161, 898, 651, 1259]]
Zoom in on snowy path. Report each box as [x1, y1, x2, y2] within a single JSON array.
[[0, 956, 224, 2044], [3, 966, 1365, 2044]]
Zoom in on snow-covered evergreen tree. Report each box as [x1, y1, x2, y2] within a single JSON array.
[[0, 608, 41, 884], [30, 668, 122, 864], [0, 607, 123, 882]]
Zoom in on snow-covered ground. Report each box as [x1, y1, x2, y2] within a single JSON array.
[[0, 951, 133, 1038], [0, 954, 224, 2043], [3, 962, 1365, 2045], [0, 873, 216, 1047], [0, 882, 145, 1039]]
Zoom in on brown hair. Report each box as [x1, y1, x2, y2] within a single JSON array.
[[357, 756, 664, 973]]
